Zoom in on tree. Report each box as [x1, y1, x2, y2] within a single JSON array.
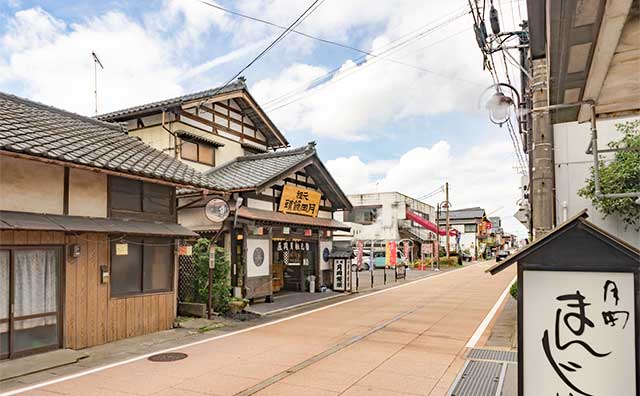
[[578, 120, 640, 230], [192, 238, 231, 313]]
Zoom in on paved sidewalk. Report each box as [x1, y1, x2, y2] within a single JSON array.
[[2, 263, 515, 396]]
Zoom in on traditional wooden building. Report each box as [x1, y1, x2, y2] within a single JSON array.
[[97, 78, 289, 173], [0, 92, 218, 359], [177, 143, 352, 301]]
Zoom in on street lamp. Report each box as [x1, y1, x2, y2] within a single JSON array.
[[480, 83, 522, 128]]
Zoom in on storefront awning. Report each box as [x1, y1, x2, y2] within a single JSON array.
[[0, 211, 198, 237], [237, 207, 351, 231]]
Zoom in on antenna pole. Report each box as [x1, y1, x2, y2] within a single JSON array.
[[91, 52, 104, 116], [94, 58, 98, 115]]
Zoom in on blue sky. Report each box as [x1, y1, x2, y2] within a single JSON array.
[[0, 0, 528, 236]]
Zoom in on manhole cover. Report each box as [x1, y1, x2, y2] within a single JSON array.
[[148, 352, 188, 362]]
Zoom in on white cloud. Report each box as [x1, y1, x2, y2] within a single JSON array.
[[1, 7, 65, 52], [326, 139, 528, 237], [249, 1, 494, 140]]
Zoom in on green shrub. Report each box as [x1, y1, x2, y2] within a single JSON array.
[[192, 238, 231, 313], [509, 281, 518, 299], [436, 257, 459, 267]]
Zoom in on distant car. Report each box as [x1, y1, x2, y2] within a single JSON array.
[[495, 250, 509, 262], [373, 250, 406, 269]]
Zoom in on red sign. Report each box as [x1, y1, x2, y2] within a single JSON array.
[[304, 229, 313, 237], [421, 244, 433, 255], [386, 241, 397, 267], [356, 240, 364, 270]]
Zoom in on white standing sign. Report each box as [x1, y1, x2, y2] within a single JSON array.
[[523, 270, 636, 396]]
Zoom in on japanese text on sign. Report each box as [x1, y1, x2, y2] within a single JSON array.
[[523, 270, 636, 396], [278, 185, 322, 217]]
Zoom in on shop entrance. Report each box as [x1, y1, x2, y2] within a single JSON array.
[[273, 239, 317, 293], [1, 247, 62, 360]]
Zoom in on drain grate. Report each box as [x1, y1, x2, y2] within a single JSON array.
[[148, 352, 188, 362], [450, 360, 502, 396], [467, 348, 517, 363]]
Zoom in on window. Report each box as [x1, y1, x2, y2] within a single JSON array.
[[180, 139, 215, 165], [346, 207, 379, 224], [464, 224, 477, 233], [109, 176, 174, 219], [110, 239, 173, 297], [110, 176, 142, 212]]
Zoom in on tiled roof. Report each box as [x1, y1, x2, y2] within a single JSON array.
[[204, 144, 315, 190], [0, 92, 221, 190], [238, 207, 351, 231], [96, 81, 246, 121], [447, 207, 486, 220]]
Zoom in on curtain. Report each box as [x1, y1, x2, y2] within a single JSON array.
[[0, 251, 8, 335], [13, 250, 58, 330]]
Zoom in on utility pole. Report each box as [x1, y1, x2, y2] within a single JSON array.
[[531, 58, 554, 239], [436, 203, 440, 271], [445, 182, 450, 258]]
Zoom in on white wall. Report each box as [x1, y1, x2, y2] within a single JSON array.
[[0, 156, 64, 214], [68, 168, 107, 217], [554, 116, 639, 247]]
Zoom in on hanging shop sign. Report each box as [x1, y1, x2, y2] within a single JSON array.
[[421, 243, 433, 255], [276, 241, 311, 252], [178, 245, 193, 256], [278, 185, 321, 217], [403, 241, 410, 259], [115, 243, 128, 256], [385, 241, 397, 267]]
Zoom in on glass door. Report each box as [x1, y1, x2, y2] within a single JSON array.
[[1, 248, 61, 359], [0, 251, 9, 359]]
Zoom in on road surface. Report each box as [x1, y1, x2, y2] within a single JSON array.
[[7, 263, 515, 396]]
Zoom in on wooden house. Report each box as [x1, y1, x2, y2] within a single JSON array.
[[97, 78, 289, 173], [178, 142, 352, 301], [0, 92, 219, 359]]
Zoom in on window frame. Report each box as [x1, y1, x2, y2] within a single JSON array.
[[109, 238, 175, 298], [108, 176, 176, 222], [180, 138, 216, 166]]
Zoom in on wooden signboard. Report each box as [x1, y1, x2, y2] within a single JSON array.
[[278, 185, 321, 217]]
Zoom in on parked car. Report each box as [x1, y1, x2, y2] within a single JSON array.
[[461, 252, 473, 262], [351, 249, 371, 271], [495, 250, 510, 262], [373, 250, 407, 269]]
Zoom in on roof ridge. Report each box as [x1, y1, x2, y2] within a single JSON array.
[[0, 91, 124, 132], [96, 80, 247, 120], [236, 144, 312, 162]]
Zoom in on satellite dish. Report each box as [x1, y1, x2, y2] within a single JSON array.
[[205, 198, 230, 223]]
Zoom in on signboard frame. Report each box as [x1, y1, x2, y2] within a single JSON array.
[[519, 263, 639, 396], [278, 184, 322, 217]]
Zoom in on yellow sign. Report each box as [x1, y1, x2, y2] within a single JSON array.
[[115, 243, 128, 256], [278, 185, 321, 217]]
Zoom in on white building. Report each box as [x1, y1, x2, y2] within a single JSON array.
[[554, 116, 639, 247], [333, 192, 437, 258]]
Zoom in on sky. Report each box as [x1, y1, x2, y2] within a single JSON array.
[[0, 0, 529, 237]]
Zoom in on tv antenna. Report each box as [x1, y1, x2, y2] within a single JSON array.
[[92, 51, 104, 115]]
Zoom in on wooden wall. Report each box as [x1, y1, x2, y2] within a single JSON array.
[[0, 230, 176, 351]]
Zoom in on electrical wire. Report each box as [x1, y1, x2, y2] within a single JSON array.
[[195, 0, 324, 109], [261, 6, 470, 108], [263, 11, 476, 112]]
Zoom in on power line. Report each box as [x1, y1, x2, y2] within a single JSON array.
[[197, 0, 475, 87], [261, 6, 470, 109], [196, 0, 324, 108], [264, 11, 477, 112]]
